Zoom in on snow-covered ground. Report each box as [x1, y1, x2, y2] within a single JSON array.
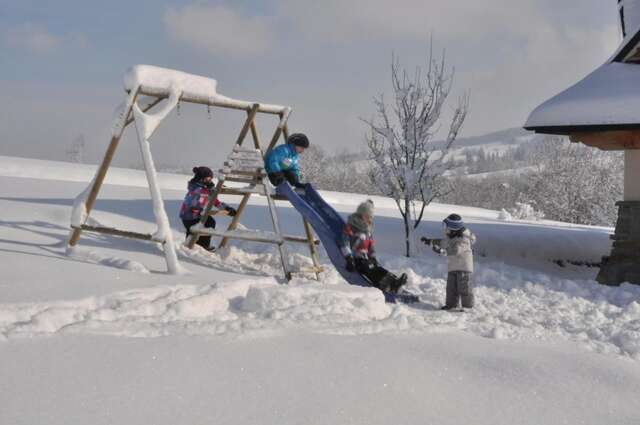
[[1, 156, 639, 424]]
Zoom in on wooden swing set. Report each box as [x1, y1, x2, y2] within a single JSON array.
[[68, 65, 322, 279]]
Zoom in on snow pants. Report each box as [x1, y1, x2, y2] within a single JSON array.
[[183, 216, 216, 250], [268, 170, 303, 188], [446, 271, 474, 308], [355, 258, 396, 292]]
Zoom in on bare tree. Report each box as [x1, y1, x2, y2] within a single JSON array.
[[363, 49, 468, 257], [66, 134, 86, 163]]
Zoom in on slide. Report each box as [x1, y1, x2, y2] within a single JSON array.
[[276, 183, 371, 287]]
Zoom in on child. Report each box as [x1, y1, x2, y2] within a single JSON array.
[[264, 133, 309, 188], [421, 213, 476, 310], [179, 166, 237, 251], [341, 199, 407, 294]]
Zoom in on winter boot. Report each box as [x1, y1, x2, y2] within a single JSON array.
[[376, 274, 397, 293], [388, 273, 407, 294]]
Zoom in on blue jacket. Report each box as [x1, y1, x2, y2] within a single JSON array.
[[264, 144, 300, 177]]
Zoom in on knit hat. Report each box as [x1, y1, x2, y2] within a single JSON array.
[[192, 166, 213, 181], [287, 133, 309, 149], [356, 199, 375, 217], [443, 213, 464, 231]]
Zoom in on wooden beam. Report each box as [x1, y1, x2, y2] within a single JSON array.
[[69, 90, 145, 246], [302, 218, 322, 280], [71, 224, 154, 241], [250, 120, 263, 155], [571, 130, 640, 151], [218, 193, 251, 248], [130, 88, 288, 115], [236, 104, 260, 147], [266, 108, 292, 153]]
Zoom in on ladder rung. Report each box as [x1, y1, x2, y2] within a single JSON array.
[[221, 176, 263, 184], [224, 158, 264, 168], [192, 228, 284, 244], [232, 146, 261, 154], [71, 224, 157, 242], [221, 167, 266, 176], [228, 152, 263, 161], [220, 186, 269, 196]]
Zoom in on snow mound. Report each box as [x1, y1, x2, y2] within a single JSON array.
[[0, 279, 394, 340]]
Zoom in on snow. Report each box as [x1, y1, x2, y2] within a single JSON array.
[[124, 64, 217, 102], [130, 86, 183, 274], [1, 157, 639, 424], [524, 62, 640, 131], [132, 83, 180, 140]]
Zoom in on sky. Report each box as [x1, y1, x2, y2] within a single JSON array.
[[0, 0, 622, 168]]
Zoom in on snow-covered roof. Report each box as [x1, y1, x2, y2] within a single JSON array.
[[524, 1, 640, 134], [524, 61, 640, 134]]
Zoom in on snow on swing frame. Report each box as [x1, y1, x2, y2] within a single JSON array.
[[67, 64, 292, 274]]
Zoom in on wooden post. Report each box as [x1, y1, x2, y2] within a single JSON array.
[[236, 104, 260, 147], [250, 121, 263, 154], [266, 108, 292, 153], [218, 193, 251, 249], [302, 218, 321, 280], [68, 91, 154, 246]]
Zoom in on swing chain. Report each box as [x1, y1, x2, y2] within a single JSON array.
[[207, 104, 211, 120]]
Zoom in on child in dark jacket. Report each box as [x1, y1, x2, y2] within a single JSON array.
[[179, 166, 237, 251], [341, 200, 407, 294], [264, 133, 309, 188], [421, 213, 476, 310]]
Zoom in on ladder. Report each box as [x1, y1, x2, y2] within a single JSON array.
[[186, 108, 322, 281]]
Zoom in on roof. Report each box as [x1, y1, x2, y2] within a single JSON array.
[[525, 2, 640, 135], [524, 61, 640, 134]]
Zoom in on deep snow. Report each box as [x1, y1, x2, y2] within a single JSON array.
[[1, 157, 639, 424]]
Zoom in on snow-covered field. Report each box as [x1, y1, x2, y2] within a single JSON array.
[[1, 156, 639, 424]]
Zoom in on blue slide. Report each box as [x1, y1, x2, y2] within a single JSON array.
[[276, 183, 371, 287]]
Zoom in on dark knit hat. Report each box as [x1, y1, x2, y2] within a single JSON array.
[[287, 133, 309, 148], [443, 213, 464, 231], [192, 166, 213, 181]]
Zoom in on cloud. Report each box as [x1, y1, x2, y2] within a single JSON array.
[[4, 23, 88, 55], [164, 5, 275, 56], [272, 0, 621, 133], [275, 0, 549, 42]]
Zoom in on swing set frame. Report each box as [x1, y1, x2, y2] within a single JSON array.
[[68, 65, 322, 279]]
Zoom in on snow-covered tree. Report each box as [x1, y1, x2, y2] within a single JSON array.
[[364, 50, 468, 257], [521, 136, 623, 226], [66, 134, 85, 163]]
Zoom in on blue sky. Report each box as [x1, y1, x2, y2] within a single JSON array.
[[0, 0, 621, 167]]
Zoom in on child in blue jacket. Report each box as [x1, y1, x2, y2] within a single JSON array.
[[264, 133, 309, 188], [180, 166, 237, 251]]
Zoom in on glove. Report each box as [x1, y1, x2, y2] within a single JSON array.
[[420, 237, 432, 246], [225, 206, 237, 217], [293, 181, 306, 189], [345, 255, 355, 272]]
